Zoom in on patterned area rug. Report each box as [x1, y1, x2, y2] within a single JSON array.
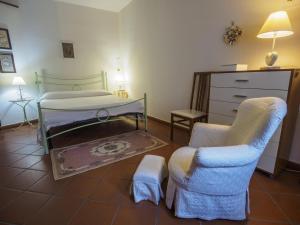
[[50, 130, 168, 180]]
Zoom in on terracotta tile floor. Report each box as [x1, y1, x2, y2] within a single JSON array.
[[0, 119, 299, 225]]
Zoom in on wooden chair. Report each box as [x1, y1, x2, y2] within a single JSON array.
[[170, 72, 210, 140]]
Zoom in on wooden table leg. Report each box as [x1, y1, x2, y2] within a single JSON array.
[[170, 114, 174, 140]]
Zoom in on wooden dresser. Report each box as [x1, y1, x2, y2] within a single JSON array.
[[206, 69, 300, 176]]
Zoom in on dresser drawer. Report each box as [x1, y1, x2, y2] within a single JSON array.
[[209, 100, 239, 117], [208, 113, 234, 125], [210, 87, 288, 103], [211, 71, 291, 90]]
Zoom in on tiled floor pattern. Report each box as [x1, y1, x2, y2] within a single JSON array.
[[0, 120, 299, 225]]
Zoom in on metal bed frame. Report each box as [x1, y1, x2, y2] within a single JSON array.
[[35, 71, 147, 155]]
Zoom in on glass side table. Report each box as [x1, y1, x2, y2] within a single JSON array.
[[9, 98, 34, 127]]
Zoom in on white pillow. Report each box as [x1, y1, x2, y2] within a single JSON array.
[[41, 90, 112, 100]]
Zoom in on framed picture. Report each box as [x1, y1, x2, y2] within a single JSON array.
[[0, 53, 16, 73], [62, 42, 74, 58], [0, 28, 12, 50]]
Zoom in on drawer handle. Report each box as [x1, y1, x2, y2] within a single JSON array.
[[235, 79, 249, 82], [232, 109, 238, 113], [234, 94, 247, 98]]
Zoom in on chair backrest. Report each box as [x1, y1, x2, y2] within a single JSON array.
[[190, 72, 210, 113], [226, 97, 287, 152]]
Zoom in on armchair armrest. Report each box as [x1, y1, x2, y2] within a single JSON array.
[[195, 145, 260, 168], [189, 123, 230, 148]]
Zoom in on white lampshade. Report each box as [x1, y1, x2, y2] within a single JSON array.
[[257, 11, 294, 39], [12, 76, 26, 86]]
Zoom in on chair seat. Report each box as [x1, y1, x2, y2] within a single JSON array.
[[171, 109, 207, 119], [168, 146, 196, 185]]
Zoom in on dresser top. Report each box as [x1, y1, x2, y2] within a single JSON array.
[[196, 69, 299, 74]]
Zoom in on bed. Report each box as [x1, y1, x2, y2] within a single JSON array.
[[36, 71, 147, 155]]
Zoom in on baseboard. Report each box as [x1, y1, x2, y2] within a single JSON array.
[[148, 115, 190, 131], [286, 161, 300, 171], [0, 119, 38, 130], [148, 115, 170, 126]]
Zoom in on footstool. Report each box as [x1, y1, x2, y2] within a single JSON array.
[[131, 155, 168, 205]]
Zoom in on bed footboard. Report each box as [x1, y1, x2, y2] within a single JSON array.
[[37, 93, 148, 155]]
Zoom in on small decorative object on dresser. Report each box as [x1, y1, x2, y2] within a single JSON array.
[[223, 22, 242, 45], [0, 52, 16, 73], [0, 28, 12, 49], [257, 11, 294, 68], [206, 69, 300, 176], [62, 42, 74, 58]]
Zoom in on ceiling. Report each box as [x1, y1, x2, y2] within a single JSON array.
[[54, 0, 132, 12]]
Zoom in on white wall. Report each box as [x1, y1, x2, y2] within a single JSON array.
[[0, 0, 120, 126], [55, 2, 120, 76], [119, 0, 300, 161]]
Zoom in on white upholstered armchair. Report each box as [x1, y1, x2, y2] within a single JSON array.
[[166, 97, 287, 220]]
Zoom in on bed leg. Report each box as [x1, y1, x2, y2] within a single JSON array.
[[37, 102, 49, 155], [40, 125, 49, 155], [144, 93, 148, 132], [46, 131, 53, 149], [135, 114, 139, 130]]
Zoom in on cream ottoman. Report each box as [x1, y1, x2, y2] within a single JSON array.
[[131, 155, 168, 205]]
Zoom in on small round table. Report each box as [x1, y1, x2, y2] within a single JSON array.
[[9, 98, 34, 127]]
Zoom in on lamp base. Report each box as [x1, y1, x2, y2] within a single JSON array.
[[265, 51, 278, 67]]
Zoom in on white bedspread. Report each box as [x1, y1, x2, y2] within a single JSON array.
[[40, 95, 144, 130]]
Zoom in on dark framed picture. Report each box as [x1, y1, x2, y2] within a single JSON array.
[[0, 28, 12, 50], [62, 42, 74, 58], [0, 53, 16, 73]]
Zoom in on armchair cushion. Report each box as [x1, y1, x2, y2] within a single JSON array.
[[168, 147, 196, 186], [189, 123, 230, 148], [195, 145, 260, 168]]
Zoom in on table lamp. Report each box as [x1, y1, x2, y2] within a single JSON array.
[[115, 68, 127, 90], [12, 76, 26, 100], [257, 11, 294, 68]]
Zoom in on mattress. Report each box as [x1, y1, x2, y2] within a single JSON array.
[[40, 94, 144, 130]]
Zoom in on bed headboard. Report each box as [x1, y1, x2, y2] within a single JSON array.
[[35, 71, 108, 96]]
